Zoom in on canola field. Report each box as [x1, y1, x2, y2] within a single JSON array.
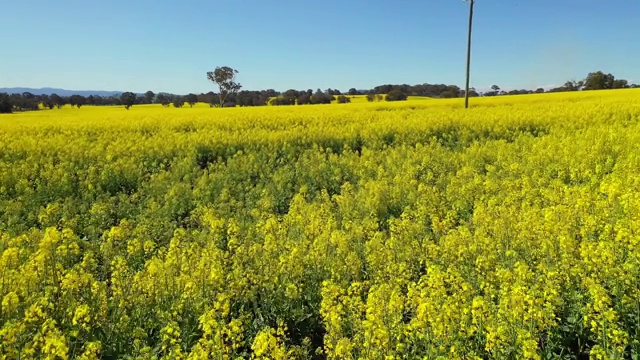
[[1, 90, 640, 359]]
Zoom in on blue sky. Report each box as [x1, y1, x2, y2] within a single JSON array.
[[0, 0, 637, 94]]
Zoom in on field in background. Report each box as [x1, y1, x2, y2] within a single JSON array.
[[1, 89, 640, 358]]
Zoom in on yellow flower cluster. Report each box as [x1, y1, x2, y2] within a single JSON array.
[[1, 89, 640, 358]]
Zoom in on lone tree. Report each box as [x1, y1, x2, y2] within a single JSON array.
[[144, 91, 155, 104], [206, 66, 242, 107], [120, 92, 137, 110]]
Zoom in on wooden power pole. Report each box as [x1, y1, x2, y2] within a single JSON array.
[[465, 0, 475, 109]]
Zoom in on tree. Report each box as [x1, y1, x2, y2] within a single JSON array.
[[507, 89, 531, 95], [271, 98, 294, 106], [612, 79, 629, 89], [440, 90, 458, 98], [297, 93, 311, 105], [281, 89, 299, 105], [348, 88, 359, 95], [173, 96, 185, 108], [583, 71, 615, 90], [197, 92, 220, 107], [50, 93, 65, 109], [156, 93, 171, 107], [120, 92, 137, 110], [256, 90, 276, 106], [562, 80, 582, 92], [535, 88, 545, 94], [367, 94, 384, 102], [386, 89, 408, 101], [234, 91, 261, 107], [69, 95, 86, 108], [336, 95, 351, 104], [491, 85, 500, 93], [310, 89, 332, 104], [2, 93, 37, 112], [185, 93, 198, 107], [464, 87, 479, 97], [548, 86, 567, 93], [206, 66, 242, 107], [144, 91, 155, 104], [373, 85, 393, 94], [0, 93, 12, 113], [41, 95, 55, 109]]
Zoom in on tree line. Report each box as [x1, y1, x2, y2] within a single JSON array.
[[1, 69, 637, 114], [484, 71, 637, 96]]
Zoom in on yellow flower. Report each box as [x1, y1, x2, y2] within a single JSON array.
[[1, 292, 19, 314], [72, 304, 91, 330]]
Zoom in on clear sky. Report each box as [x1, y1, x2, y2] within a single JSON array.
[[0, 0, 637, 94]]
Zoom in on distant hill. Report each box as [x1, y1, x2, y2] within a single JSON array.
[[0, 87, 124, 97]]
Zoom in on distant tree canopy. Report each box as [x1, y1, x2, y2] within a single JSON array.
[[0, 93, 40, 112], [0, 92, 144, 112], [0, 93, 13, 113], [185, 94, 198, 107], [583, 71, 615, 90], [545, 71, 631, 93], [1, 70, 636, 113], [173, 96, 185, 108], [366, 94, 384, 102], [144, 91, 155, 104], [464, 88, 480, 97], [369, 83, 463, 98], [297, 91, 312, 105], [69, 95, 86, 108], [386, 89, 408, 102], [336, 95, 351, 104], [581, 71, 629, 90], [120, 92, 137, 110], [156, 93, 171, 107], [311, 89, 333, 105]]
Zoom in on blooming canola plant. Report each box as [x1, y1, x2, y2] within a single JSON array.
[[1, 90, 640, 358]]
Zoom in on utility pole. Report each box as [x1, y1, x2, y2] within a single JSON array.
[[464, 0, 475, 109]]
